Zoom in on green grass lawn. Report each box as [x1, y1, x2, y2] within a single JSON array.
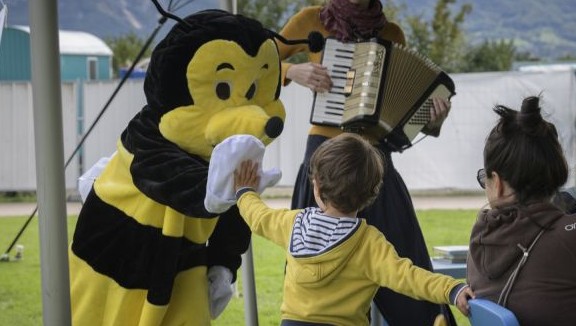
[[0, 208, 477, 326]]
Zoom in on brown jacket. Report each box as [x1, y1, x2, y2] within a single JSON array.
[[467, 202, 576, 326]]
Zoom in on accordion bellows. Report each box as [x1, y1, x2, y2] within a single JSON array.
[[311, 37, 455, 151]]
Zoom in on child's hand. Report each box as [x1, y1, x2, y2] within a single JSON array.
[[455, 285, 475, 316], [234, 160, 260, 193]]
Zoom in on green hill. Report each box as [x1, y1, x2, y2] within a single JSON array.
[[400, 0, 576, 60], [4, 0, 575, 61]]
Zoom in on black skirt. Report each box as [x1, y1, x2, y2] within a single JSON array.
[[291, 134, 456, 326]]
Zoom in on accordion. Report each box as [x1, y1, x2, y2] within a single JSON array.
[[311, 37, 456, 151]]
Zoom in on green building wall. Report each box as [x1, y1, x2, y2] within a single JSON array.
[[0, 27, 111, 82], [0, 28, 32, 81], [60, 55, 111, 81]]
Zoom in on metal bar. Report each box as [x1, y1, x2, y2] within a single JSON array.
[[241, 241, 259, 326], [28, 0, 71, 324]]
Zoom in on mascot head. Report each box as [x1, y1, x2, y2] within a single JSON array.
[[144, 9, 285, 160]]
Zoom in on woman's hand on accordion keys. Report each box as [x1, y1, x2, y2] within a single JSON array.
[[286, 62, 333, 93], [424, 97, 452, 136]]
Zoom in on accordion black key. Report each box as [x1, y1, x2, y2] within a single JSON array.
[[310, 37, 456, 151]]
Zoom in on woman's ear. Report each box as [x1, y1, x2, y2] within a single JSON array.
[[492, 171, 512, 198], [490, 171, 503, 196]]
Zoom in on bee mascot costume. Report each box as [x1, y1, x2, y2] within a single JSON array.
[[69, 6, 322, 326]]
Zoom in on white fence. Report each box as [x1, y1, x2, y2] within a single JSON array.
[[1, 70, 575, 192], [0, 82, 79, 191]]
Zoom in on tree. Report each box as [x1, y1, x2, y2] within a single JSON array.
[[381, 0, 405, 22], [236, 0, 320, 32], [462, 39, 516, 72], [556, 54, 576, 61], [515, 51, 540, 63], [394, 0, 525, 72], [104, 33, 153, 77], [402, 0, 472, 72], [236, 0, 491, 72]]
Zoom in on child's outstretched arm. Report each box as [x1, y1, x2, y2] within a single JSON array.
[[233, 160, 296, 247], [450, 284, 475, 316], [234, 160, 261, 194]]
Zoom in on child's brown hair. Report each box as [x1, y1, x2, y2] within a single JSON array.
[[309, 133, 385, 213]]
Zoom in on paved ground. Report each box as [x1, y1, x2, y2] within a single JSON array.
[[265, 195, 486, 210], [0, 188, 486, 217]]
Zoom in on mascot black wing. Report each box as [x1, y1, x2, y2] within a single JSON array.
[[69, 10, 287, 326]]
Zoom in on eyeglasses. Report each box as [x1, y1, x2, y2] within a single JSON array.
[[477, 168, 487, 189]]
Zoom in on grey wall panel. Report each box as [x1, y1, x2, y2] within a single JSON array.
[[265, 83, 310, 186], [0, 82, 78, 191], [61, 83, 80, 191], [82, 80, 144, 173], [0, 82, 35, 191], [1, 69, 574, 193]]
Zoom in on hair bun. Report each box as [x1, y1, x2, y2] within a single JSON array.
[[516, 95, 557, 138], [520, 96, 540, 114]]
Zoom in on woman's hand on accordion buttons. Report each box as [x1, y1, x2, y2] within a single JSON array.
[[286, 62, 333, 93], [427, 97, 451, 131]]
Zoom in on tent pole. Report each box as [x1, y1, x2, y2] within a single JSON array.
[[242, 241, 259, 326], [29, 0, 71, 325]]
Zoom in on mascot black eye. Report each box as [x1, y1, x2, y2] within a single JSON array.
[[216, 82, 231, 100], [245, 82, 257, 100]]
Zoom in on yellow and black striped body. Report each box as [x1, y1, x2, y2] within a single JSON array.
[[70, 126, 250, 325]]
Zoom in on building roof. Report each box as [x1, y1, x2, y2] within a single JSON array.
[[11, 25, 113, 56]]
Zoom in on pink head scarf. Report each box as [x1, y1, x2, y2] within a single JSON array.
[[320, 0, 387, 42]]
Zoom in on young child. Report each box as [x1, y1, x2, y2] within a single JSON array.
[[233, 133, 474, 326]]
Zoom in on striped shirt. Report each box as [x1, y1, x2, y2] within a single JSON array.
[[289, 207, 360, 257]]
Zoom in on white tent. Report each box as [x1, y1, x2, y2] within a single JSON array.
[[4, 70, 573, 193], [11, 25, 113, 56], [395, 70, 576, 190], [270, 69, 576, 191]]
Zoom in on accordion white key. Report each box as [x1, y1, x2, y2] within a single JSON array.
[[310, 37, 456, 151]]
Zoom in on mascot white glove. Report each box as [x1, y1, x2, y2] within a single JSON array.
[[77, 153, 116, 202], [207, 265, 234, 319], [204, 134, 281, 214]]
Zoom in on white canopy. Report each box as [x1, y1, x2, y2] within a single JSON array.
[[273, 69, 576, 191], [392, 70, 576, 191], [12, 25, 112, 56]]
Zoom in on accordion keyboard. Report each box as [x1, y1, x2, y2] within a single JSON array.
[[310, 37, 454, 151], [310, 39, 356, 126]]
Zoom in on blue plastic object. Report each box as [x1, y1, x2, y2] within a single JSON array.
[[468, 299, 520, 326]]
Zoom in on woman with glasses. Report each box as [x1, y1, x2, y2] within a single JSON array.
[[467, 96, 576, 326]]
